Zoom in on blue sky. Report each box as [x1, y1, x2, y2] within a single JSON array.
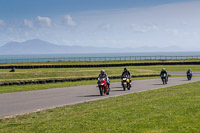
[[0, 0, 200, 51], [0, 0, 193, 18]]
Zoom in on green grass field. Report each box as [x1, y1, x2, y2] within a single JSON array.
[[0, 66, 157, 83], [1, 81, 200, 132], [1, 65, 199, 83]]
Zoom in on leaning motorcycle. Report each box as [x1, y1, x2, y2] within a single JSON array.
[[161, 74, 167, 85], [121, 76, 131, 91], [97, 78, 110, 96]]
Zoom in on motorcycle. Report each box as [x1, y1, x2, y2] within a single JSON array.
[[161, 74, 167, 85], [97, 78, 110, 96], [187, 72, 192, 80], [121, 75, 131, 91]]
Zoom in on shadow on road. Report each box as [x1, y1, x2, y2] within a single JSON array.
[[78, 95, 101, 97], [114, 87, 122, 88], [111, 89, 124, 92], [152, 84, 164, 85]]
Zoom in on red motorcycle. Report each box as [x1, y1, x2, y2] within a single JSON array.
[[97, 78, 110, 96]]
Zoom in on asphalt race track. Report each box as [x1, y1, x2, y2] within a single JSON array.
[[0, 76, 200, 118]]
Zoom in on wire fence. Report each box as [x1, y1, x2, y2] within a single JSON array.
[[0, 56, 200, 64]]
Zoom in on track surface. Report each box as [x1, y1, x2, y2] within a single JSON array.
[[0, 77, 199, 117]]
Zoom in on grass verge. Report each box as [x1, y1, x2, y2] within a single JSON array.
[[1, 81, 200, 132]]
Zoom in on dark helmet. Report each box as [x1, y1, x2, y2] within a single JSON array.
[[124, 68, 128, 71]]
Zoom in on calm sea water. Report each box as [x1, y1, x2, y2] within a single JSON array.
[[0, 52, 200, 63]]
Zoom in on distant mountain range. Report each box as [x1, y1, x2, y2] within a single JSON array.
[[0, 39, 183, 55]]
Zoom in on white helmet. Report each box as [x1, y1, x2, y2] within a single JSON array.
[[100, 69, 105, 74], [162, 68, 165, 71]]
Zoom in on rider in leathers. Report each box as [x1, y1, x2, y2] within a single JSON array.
[[160, 68, 168, 82], [121, 68, 132, 86], [186, 68, 192, 77], [98, 69, 110, 89]]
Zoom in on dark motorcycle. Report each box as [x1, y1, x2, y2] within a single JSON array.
[[187, 72, 192, 80], [97, 78, 109, 96]]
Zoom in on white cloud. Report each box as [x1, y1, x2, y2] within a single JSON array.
[[64, 14, 76, 26], [0, 19, 6, 26], [37, 16, 51, 26], [165, 28, 191, 38], [152, 25, 159, 31], [131, 24, 147, 32], [62, 40, 73, 46], [130, 24, 159, 33], [24, 19, 33, 28], [165, 29, 179, 36]]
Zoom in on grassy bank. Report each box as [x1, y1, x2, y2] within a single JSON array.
[[0, 66, 157, 83], [1, 81, 200, 132]]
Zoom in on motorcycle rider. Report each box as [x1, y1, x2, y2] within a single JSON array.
[[121, 68, 132, 86], [186, 68, 192, 78], [160, 68, 168, 83], [98, 69, 110, 89]]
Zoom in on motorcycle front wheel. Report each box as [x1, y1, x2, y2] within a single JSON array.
[[127, 83, 131, 90], [122, 84, 126, 91], [99, 86, 104, 96], [162, 78, 165, 85], [187, 75, 191, 80], [106, 88, 110, 95]]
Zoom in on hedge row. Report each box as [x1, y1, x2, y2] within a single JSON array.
[[0, 74, 159, 86], [0, 61, 200, 69]]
